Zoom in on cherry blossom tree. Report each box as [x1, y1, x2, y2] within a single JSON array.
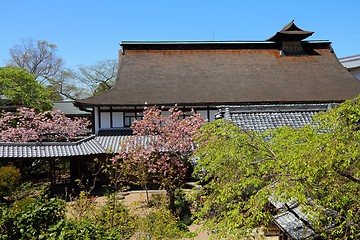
[[113, 106, 206, 210], [0, 107, 90, 142]]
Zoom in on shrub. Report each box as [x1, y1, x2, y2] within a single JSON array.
[[1, 196, 65, 239], [0, 166, 21, 199], [174, 188, 192, 225], [54, 191, 135, 239], [134, 205, 185, 239]]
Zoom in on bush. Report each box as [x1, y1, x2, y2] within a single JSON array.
[[97, 194, 136, 239], [174, 188, 192, 225], [134, 205, 185, 240], [51, 192, 135, 240], [1, 187, 192, 239], [48, 219, 107, 240], [0, 196, 65, 239], [0, 166, 21, 199]]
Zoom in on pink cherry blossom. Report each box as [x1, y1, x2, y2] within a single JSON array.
[[0, 107, 90, 142], [113, 106, 206, 195]]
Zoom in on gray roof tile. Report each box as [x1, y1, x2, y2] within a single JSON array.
[[220, 103, 331, 131], [274, 211, 315, 240], [229, 111, 317, 131], [94, 135, 153, 153], [0, 135, 152, 158], [0, 136, 106, 158]]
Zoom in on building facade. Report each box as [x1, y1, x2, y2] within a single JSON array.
[[75, 21, 360, 135]]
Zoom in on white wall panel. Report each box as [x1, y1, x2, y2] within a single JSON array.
[[113, 112, 124, 127], [100, 112, 111, 128]]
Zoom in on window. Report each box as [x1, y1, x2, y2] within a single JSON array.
[[124, 112, 143, 127]]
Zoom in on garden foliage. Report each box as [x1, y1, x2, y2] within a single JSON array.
[[192, 96, 360, 239], [112, 106, 205, 210]]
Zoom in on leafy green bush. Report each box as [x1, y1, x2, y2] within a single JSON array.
[[174, 188, 192, 225], [134, 205, 185, 240], [0, 196, 65, 239], [1, 186, 191, 239], [49, 192, 135, 240], [47, 219, 108, 240], [0, 166, 21, 199]]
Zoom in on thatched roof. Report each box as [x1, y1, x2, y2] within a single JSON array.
[[76, 24, 360, 107]]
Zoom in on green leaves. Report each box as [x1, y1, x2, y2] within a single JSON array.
[[0, 67, 53, 111], [1, 197, 65, 239], [193, 96, 360, 239], [0, 166, 21, 199]]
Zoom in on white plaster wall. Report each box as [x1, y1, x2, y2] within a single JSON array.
[[113, 112, 124, 127], [101, 112, 111, 128]]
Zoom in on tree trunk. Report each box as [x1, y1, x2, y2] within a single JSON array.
[[167, 188, 176, 213], [143, 184, 150, 204]]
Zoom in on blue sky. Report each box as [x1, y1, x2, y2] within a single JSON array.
[[1, 0, 359, 68]]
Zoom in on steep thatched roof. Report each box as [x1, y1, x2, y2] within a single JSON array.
[[76, 23, 360, 107]]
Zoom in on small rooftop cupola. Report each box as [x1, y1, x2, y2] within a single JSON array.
[[267, 20, 314, 56]]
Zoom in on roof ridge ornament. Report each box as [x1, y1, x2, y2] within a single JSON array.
[[267, 20, 314, 42]]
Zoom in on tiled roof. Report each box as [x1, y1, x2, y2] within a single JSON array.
[[339, 54, 360, 69], [95, 135, 153, 153], [274, 210, 315, 240], [0, 135, 152, 159], [0, 136, 105, 158], [269, 197, 316, 240], [53, 101, 91, 116], [219, 103, 331, 131]]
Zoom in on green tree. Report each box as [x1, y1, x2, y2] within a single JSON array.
[[0, 67, 53, 111], [193, 98, 360, 239]]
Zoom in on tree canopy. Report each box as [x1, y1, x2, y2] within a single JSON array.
[[193, 97, 360, 239], [112, 106, 206, 210], [0, 107, 90, 142], [73, 59, 117, 96], [0, 67, 53, 111], [8, 39, 64, 84], [7, 38, 117, 100]]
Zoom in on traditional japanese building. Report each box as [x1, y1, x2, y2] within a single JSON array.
[[2, 21, 360, 181], [2, 21, 360, 240], [75, 21, 360, 135]]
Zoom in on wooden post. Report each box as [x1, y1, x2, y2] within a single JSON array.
[[49, 158, 56, 185]]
